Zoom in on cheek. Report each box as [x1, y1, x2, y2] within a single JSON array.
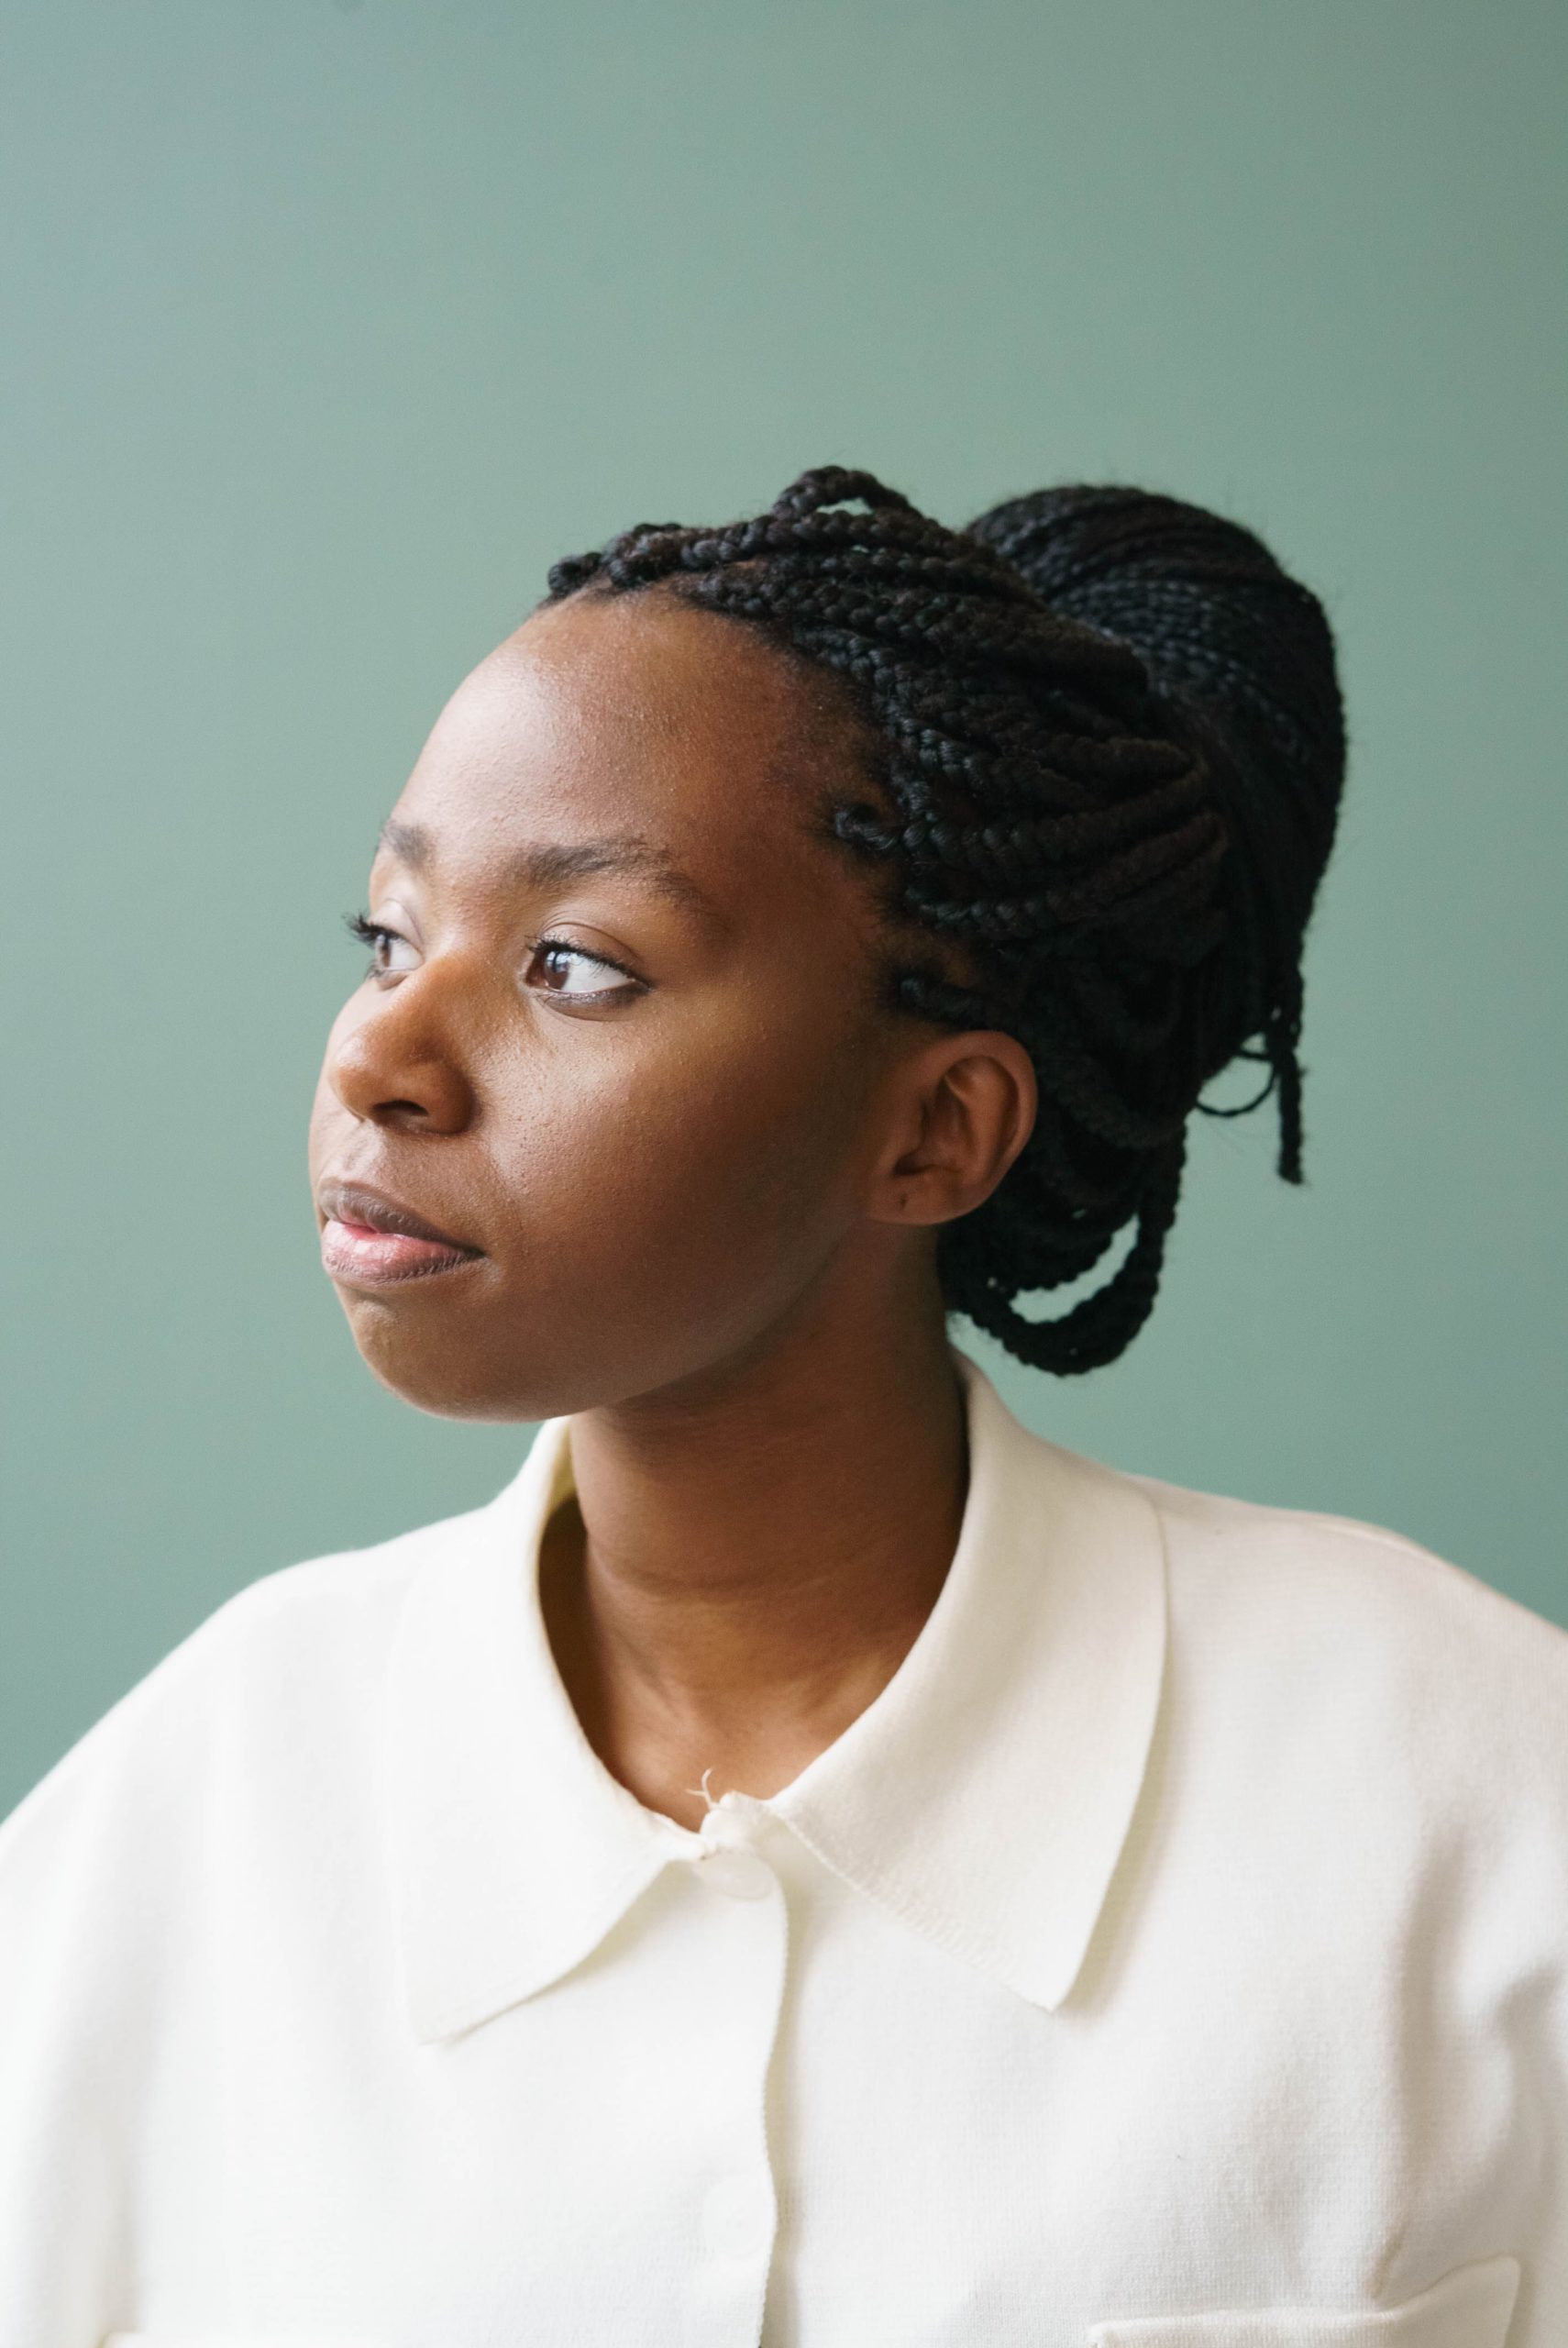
[[312, 989, 886, 1421], [485, 1013, 867, 1294]]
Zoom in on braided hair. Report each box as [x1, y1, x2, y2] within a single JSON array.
[[546, 466, 1345, 1374]]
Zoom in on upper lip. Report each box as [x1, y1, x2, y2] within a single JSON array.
[[316, 1178, 481, 1255]]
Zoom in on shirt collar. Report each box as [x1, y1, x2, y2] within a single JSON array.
[[389, 1346, 1167, 2043]]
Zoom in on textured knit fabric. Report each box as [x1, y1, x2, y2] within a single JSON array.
[[0, 1347, 1563, 2347]]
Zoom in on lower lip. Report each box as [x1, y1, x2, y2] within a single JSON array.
[[320, 1216, 482, 1287]]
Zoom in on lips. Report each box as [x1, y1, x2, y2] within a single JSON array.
[[316, 1178, 483, 1288], [316, 1179, 480, 1254]]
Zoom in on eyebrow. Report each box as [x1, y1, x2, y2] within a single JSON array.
[[374, 817, 725, 927]]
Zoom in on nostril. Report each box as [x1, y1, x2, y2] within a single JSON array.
[[366, 1101, 442, 1132], [330, 1039, 474, 1135]]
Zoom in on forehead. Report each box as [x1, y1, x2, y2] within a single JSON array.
[[382, 588, 858, 896]]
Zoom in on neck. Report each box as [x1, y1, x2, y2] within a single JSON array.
[[538, 1249, 969, 1829]]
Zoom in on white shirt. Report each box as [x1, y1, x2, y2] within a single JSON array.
[[2, 1346, 1565, 2348]]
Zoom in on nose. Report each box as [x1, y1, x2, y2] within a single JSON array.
[[326, 975, 477, 1135]]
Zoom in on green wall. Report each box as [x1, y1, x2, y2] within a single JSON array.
[[4, 0, 1564, 1818]]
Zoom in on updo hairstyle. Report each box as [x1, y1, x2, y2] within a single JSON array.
[[547, 467, 1346, 1373]]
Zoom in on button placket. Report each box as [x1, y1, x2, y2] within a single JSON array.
[[678, 1795, 790, 2348]]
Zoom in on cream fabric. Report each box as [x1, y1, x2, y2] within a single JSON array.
[[1, 1346, 1564, 2347]]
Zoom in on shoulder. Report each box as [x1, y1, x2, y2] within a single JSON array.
[[0, 1484, 527, 2298], [0, 1488, 499, 1903], [0, 1483, 525, 2104], [1135, 1461, 1567, 1677], [1125, 1461, 1568, 1823]]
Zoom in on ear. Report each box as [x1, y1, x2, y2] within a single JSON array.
[[868, 1030, 1038, 1230]]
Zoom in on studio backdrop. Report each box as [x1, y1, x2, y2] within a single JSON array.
[[3, 0, 1564, 1817]]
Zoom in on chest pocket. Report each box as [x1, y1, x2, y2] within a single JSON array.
[[1086, 2252, 1521, 2347]]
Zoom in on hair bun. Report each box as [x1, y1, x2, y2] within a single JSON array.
[[547, 466, 1351, 1372], [966, 484, 1347, 1179]]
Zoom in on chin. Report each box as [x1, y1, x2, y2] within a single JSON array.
[[340, 1301, 538, 1423], [339, 1271, 808, 1424], [345, 1303, 645, 1424]]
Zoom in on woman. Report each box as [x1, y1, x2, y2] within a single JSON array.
[[3, 469, 1564, 2344]]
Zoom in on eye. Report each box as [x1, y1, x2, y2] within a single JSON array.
[[524, 935, 644, 1004], [344, 910, 420, 977]]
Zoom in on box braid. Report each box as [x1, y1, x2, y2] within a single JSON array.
[[546, 466, 1345, 1374]]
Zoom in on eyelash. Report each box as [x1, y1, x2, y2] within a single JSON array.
[[342, 911, 643, 1000], [344, 911, 392, 963]]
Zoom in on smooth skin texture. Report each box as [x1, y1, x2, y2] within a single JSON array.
[[309, 589, 1037, 1825]]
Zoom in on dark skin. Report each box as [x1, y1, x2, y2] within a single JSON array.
[[308, 588, 1037, 1827]]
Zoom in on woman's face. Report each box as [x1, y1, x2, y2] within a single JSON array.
[[307, 587, 938, 1421]]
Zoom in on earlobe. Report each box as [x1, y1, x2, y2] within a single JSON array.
[[875, 1031, 1037, 1229]]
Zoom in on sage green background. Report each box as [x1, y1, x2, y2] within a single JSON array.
[[3, 1, 1564, 1819]]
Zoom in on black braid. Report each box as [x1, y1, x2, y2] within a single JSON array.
[[545, 466, 1346, 1373]]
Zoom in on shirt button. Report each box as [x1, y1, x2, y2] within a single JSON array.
[[701, 2174, 773, 2261], [696, 1845, 774, 1900]]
